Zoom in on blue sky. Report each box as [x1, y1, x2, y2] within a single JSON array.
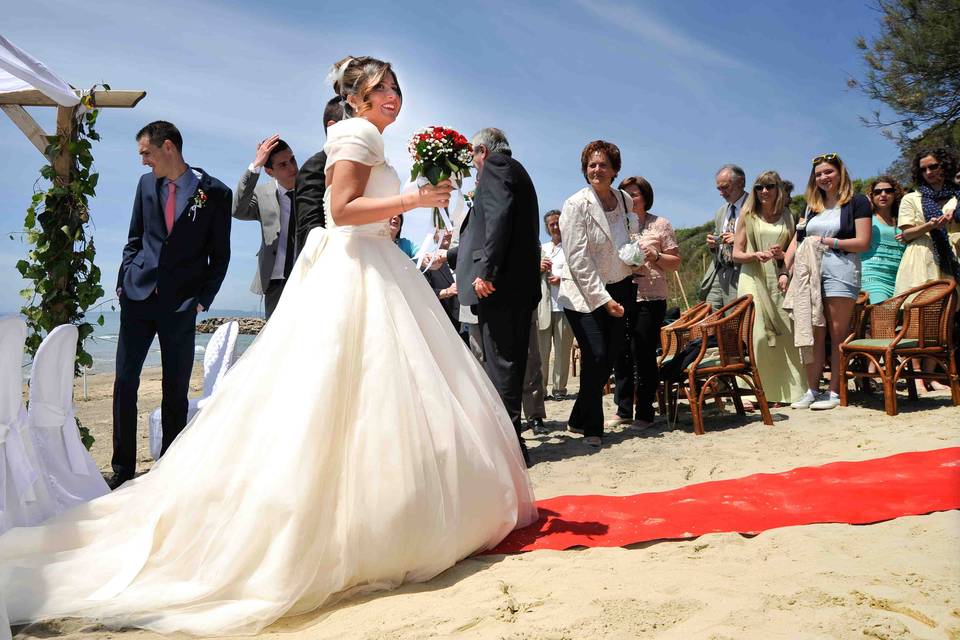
[[1, 0, 899, 313]]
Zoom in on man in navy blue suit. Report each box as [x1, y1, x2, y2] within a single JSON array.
[[110, 121, 232, 488]]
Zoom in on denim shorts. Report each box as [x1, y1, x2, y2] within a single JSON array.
[[821, 250, 860, 299]]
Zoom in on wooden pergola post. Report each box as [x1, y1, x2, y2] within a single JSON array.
[[53, 104, 77, 185]]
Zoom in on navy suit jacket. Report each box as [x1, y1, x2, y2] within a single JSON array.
[[117, 169, 232, 312]]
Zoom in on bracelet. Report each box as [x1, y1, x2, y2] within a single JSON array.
[[399, 192, 405, 213], [833, 237, 840, 250]]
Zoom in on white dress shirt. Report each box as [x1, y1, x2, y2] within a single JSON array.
[[542, 240, 566, 312]]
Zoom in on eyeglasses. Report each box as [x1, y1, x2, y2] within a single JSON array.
[[754, 183, 779, 192], [872, 187, 895, 195], [922, 162, 942, 173], [812, 153, 838, 165]]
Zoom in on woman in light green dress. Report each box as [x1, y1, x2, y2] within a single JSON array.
[[861, 176, 906, 303], [733, 170, 805, 404]]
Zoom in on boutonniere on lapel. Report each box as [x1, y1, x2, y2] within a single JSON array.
[[189, 189, 208, 222]]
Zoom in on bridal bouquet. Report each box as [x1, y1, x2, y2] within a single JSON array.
[[408, 126, 473, 229]]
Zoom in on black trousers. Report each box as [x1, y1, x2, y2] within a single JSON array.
[[564, 277, 635, 438], [614, 298, 667, 422], [264, 278, 286, 320], [112, 294, 196, 477], [477, 302, 534, 447]]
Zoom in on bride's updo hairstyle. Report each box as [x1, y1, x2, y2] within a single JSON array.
[[330, 56, 401, 118]]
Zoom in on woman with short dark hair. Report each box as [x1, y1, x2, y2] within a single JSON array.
[[558, 140, 638, 447], [612, 175, 681, 428]]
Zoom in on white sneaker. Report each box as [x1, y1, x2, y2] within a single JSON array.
[[810, 392, 841, 410], [790, 390, 819, 409]]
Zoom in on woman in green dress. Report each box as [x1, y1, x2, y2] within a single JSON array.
[[733, 170, 805, 405], [861, 176, 906, 303]]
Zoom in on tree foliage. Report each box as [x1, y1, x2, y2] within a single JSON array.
[[850, 0, 960, 179]]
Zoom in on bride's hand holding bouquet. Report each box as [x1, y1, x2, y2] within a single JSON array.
[[403, 180, 453, 211]]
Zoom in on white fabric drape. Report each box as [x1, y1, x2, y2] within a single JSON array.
[[0, 35, 78, 106]]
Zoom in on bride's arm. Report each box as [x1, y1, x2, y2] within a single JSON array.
[[328, 160, 452, 226]]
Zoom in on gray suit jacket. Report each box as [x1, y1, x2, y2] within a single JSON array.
[[698, 200, 742, 300], [232, 169, 289, 294]]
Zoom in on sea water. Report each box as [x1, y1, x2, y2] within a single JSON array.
[[8, 310, 260, 377]]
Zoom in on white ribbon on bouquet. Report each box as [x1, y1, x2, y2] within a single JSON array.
[[406, 175, 465, 272]]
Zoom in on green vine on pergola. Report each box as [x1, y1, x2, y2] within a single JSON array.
[[17, 89, 106, 375], [3, 84, 146, 449]]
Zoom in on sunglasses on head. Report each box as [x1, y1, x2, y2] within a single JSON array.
[[754, 183, 779, 192], [922, 162, 942, 172], [812, 153, 838, 165], [872, 187, 895, 195]]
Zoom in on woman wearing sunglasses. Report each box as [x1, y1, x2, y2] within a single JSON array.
[[893, 148, 960, 295], [893, 148, 959, 392], [861, 176, 906, 304], [783, 154, 872, 410], [732, 171, 804, 406]]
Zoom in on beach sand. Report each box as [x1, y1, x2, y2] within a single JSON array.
[[13, 368, 960, 639]]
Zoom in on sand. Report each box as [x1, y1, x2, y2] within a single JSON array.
[[12, 368, 960, 639]]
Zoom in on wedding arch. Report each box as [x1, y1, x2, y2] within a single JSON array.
[[1, 34, 145, 446]]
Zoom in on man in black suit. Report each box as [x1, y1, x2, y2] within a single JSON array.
[[111, 121, 232, 488], [293, 97, 347, 251], [448, 128, 541, 465]]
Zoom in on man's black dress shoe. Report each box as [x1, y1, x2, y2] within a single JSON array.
[[106, 474, 133, 490], [527, 418, 548, 434]]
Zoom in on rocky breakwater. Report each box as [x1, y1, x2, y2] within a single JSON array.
[[196, 317, 265, 335]]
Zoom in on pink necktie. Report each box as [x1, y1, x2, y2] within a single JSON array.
[[164, 181, 176, 233]]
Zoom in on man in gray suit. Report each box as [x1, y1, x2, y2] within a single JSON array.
[[700, 163, 748, 310], [233, 135, 299, 319]]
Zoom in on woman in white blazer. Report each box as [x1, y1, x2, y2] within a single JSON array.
[[558, 140, 639, 447]]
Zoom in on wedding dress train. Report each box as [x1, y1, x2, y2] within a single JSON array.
[[0, 116, 536, 637]]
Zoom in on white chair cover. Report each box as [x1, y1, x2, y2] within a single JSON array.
[[27, 324, 108, 510], [0, 316, 57, 534], [149, 321, 240, 460]]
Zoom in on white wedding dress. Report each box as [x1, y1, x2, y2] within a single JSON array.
[[0, 117, 537, 637]]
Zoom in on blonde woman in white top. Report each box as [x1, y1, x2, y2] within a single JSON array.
[[558, 140, 639, 447]]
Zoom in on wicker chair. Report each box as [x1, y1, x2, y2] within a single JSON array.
[[839, 279, 959, 415], [664, 295, 773, 435], [656, 302, 711, 415]]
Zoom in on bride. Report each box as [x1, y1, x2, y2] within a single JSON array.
[[0, 56, 537, 637]]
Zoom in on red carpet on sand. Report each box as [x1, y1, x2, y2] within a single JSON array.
[[489, 447, 960, 554]]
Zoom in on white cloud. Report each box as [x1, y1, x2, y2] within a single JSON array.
[[575, 0, 757, 73]]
